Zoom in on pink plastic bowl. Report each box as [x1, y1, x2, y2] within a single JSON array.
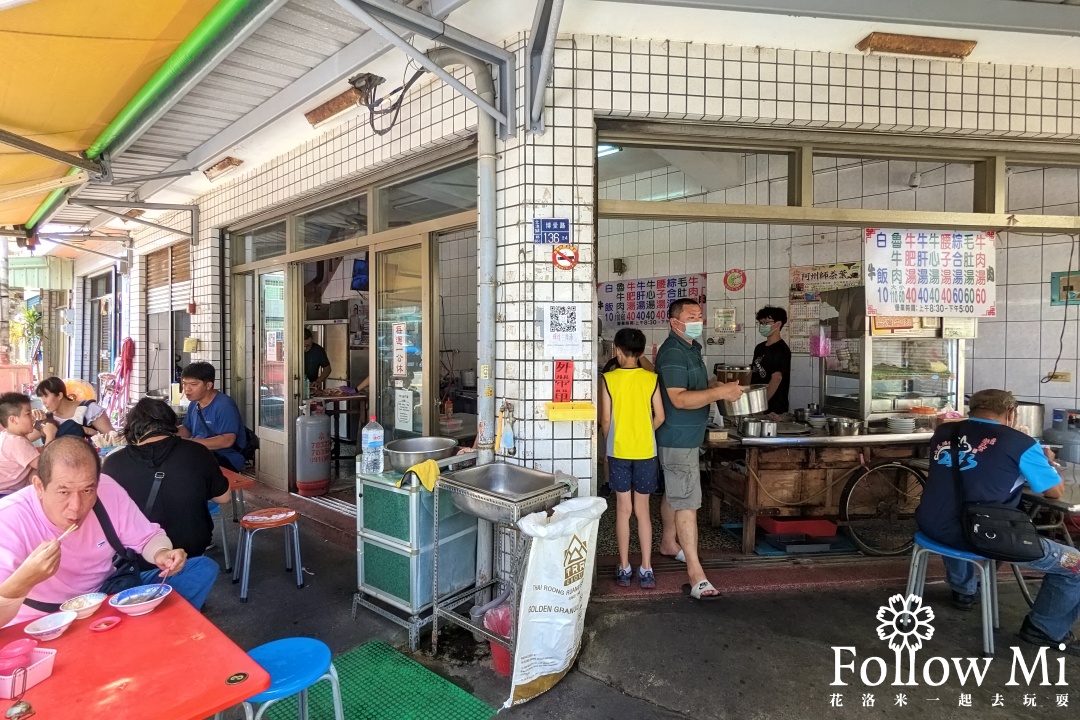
[[0, 638, 38, 674]]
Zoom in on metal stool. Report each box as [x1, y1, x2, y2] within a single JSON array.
[[208, 501, 231, 572], [224, 468, 255, 522], [233, 508, 303, 602], [217, 638, 344, 720], [907, 531, 999, 656]]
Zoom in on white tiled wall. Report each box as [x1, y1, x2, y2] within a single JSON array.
[[438, 228, 479, 379], [82, 30, 1080, 490]]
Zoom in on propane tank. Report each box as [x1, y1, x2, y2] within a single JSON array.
[[295, 406, 331, 496]]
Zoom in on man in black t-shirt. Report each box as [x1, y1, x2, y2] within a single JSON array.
[[304, 328, 332, 390], [751, 305, 791, 414]]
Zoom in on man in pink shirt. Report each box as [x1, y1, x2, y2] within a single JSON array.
[[0, 437, 219, 627]]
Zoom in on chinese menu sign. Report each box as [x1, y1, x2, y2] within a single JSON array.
[[864, 228, 996, 317], [597, 274, 707, 331]]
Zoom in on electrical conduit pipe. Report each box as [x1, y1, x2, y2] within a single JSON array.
[[426, 46, 496, 599], [26, 0, 255, 230]]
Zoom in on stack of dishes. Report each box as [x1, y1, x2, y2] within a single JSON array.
[[887, 416, 916, 434], [807, 414, 827, 431]]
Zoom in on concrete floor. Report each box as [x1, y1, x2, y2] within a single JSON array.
[[203, 519, 1079, 720]]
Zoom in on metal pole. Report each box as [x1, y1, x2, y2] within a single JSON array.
[[527, 0, 565, 130], [42, 238, 125, 261], [428, 46, 496, 601], [0, 128, 103, 175], [75, 204, 193, 238], [69, 199, 196, 211]]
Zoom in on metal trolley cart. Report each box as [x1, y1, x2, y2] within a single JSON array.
[[351, 452, 478, 651], [431, 464, 574, 663]]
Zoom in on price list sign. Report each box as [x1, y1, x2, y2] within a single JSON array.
[[864, 228, 997, 317], [597, 273, 707, 330]]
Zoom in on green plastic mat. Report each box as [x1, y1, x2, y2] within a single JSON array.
[[263, 640, 495, 720]]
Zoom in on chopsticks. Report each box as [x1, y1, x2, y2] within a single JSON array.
[[57, 523, 78, 541]]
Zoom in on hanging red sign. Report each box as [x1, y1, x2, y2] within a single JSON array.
[[552, 244, 578, 270], [723, 269, 747, 292], [553, 360, 574, 403]]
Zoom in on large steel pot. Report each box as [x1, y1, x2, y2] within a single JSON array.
[[827, 418, 862, 436], [722, 384, 769, 417], [1015, 402, 1045, 439], [739, 418, 763, 437], [384, 436, 459, 473]]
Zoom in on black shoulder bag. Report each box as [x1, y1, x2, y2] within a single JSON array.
[[23, 491, 153, 613], [196, 403, 259, 464], [952, 421, 1045, 563]]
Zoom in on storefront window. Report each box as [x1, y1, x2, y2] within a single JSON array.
[[375, 244, 424, 439], [259, 271, 286, 431], [295, 195, 368, 250], [380, 162, 477, 229], [234, 222, 286, 265]]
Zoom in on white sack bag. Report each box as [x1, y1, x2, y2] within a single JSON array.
[[505, 496, 606, 708]]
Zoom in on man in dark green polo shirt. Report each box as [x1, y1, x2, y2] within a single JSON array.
[[303, 328, 332, 391], [656, 298, 743, 600]]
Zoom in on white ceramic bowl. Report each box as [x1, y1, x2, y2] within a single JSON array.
[[60, 592, 107, 619], [108, 584, 172, 616], [24, 611, 77, 641]]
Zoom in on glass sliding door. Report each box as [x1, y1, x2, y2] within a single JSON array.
[[371, 236, 434, 440], [254, 268, 291, 489]]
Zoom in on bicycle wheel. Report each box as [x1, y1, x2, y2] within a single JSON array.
[[839, 461, 925, 556]]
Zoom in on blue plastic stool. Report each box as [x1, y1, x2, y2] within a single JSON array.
[[906, 531, 999, 656], [208, 501, 231, 572], [243, 638, 344, 720]]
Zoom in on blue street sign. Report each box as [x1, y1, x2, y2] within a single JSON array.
[[532, 218, 571, 244]]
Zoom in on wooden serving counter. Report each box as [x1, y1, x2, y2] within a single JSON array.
[[704, 432, 932, 554]]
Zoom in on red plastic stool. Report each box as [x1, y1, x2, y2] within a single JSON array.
[[232, 508, 303, 602]]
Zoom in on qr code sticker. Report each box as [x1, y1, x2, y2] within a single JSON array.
[[548, 304, 578, 333]]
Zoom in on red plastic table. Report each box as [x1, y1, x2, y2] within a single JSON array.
[[0, 594, 269, 719]]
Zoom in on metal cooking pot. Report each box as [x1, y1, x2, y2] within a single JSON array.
[[827, 418, 862, 436], [722, 384, 769, 417], [384, 436, 459, 473], [714, 364, 754, 386], [1014, 402, 1044, 439], [759, 420, 778, 438], [739, 418, 763, 437], [793, 408, 809, 423]]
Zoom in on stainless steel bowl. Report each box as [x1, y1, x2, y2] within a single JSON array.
[[722, 384, 769, 417], [793, 408, 809, 423], [384, 436, 459, 473], [739, 418, 763, 437], [827, 418, 862, 436]]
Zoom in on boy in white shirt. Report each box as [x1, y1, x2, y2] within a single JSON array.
[[0, 392, 54, 495]]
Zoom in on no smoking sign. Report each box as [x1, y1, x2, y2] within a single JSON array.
[[552, 244, 578, 271]]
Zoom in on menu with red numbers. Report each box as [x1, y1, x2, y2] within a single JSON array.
[[597, 273, 707, 331], [863, 228, 996, 317]]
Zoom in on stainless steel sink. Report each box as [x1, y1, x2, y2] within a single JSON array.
[[439, 463, 568, 522]]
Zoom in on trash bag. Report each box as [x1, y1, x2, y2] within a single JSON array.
[[504, 496, 606, 708]]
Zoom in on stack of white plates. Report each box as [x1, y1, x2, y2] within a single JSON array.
[[887, 416, 916, 434], [807, 415, 827, 430]]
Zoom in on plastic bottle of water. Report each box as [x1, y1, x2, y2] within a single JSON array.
[[360, 415, 385, 475]]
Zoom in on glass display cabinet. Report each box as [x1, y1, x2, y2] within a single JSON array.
[[818, 287, 966, 421]]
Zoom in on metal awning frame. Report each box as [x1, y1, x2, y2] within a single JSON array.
[[0, 128, 105, 177], [68, 199, 199, 245], [525, 0, 565, 134], [335, 0, 517, 138]]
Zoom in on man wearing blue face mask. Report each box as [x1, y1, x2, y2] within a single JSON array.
[[655, 298, 743, 600], [751, 306, 791, 415]]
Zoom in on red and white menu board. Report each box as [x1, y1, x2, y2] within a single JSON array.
[[864, 228, 997, 317]]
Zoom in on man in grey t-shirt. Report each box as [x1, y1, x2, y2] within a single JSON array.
[[655, 298, 743, 600]]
